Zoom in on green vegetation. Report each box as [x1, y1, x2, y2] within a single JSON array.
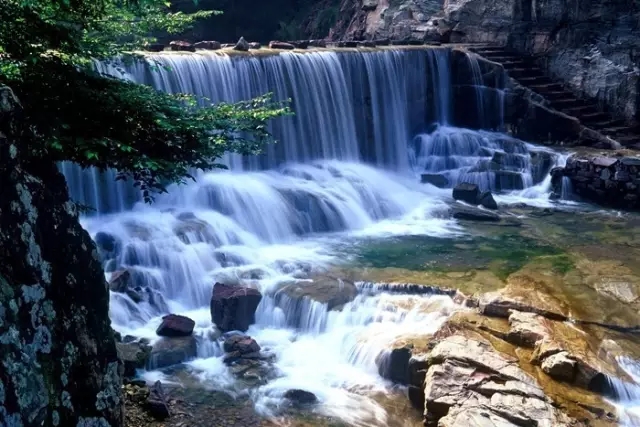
[[0, 0, 290, 201]]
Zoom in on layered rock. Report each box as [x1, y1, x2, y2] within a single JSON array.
[[0, 86, 123, 426]]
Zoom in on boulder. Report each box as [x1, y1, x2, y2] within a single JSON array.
[[234, 36, 250, 51], [269, 40, 296, 50], [421, 173, 449, 188], [156, 314, 195, 337], [451, 205, 500, 222], [147, 336, 197, 369], [284, 389, 318, 405], [376, 345, 412, 385], [309, 39, 327, 48], [290, 40, 309, 49], [169, 40, 195, 52], [248, 42, 262, 49], [478, 191, 498, 210], [277, 275, 358, 311], [452, 182, 480, 204], [541, 351, 577, 382], [362, 0, 378, 11], [193, 40, 221, 50], [109, 269, 132, 293], [144, 43, 164, 52], [145, 381, 170, 420], [223, 335, 261, 354], [506, 311, 547, 348], [117, 341, 152, 378], [210, 282, 262, 332]]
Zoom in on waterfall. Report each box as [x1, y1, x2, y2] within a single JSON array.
[[560, 176, 574, 200], [606, 357, 640, 426], [465, 52, 487, 128]]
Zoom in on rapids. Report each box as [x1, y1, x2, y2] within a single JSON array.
[[63, 47, 640, 426]]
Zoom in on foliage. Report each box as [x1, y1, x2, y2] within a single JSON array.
[[0, 0, 290, 201]]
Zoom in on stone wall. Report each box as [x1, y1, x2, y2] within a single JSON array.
[[0, 86, 123, 427], [552, 155, 640, 209]]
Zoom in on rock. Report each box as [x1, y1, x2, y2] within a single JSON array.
[[452, 182, 480, 204], [210, 282, 262, 332], [423, 335, 574, 426], [248, 42, 262, 49], [542, 351, 577, 382], [156, 314, 195, 337], [506, 311, 547, 348], [234, 37, 250, 51], [290, 40, 309, 49], [193, 40, 221, 50], [362, 0, 378, 11], [144, 43, 164, 52], [0, 88, 124, 426], [477, 191, 498, 210], [95, 231, 120, 256], [283, 389, 318, 405], [276, 275, 358, 314], [421, 173, 449, 188], [109, 269, 132, 292], [269, 40, 296, 50], [145, 381, 170, 420], [309, 39, 327, 47], [117, 341, 152, 377], [223, 335, 261, 354], [376, 345, 412, 384], [147, 336, 197, 369], [169, 40, 195, 52], [358, 40, 376, 47], [451, 205, 500, 222]]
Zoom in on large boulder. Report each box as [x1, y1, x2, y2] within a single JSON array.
[[169, 40, 195, 52], [147, 336, 197, 370], [0, 86, 123, 426], [233, 37, 250, 51], [210, 282, 262, 332], [117, 341, 152, 378], [156, 314, 195, 337], [193, 40, 221, 50], [452, 182, 480, 204]]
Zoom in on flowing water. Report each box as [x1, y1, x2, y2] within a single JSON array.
[[64, 48, 640, 425]]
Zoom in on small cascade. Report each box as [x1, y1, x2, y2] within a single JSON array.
[[606, 357, 640, 426], [465, 52, 487, 128], [561, 176, 574, 200]]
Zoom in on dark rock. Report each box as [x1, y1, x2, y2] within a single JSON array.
[[309, 39, 327, 48], [452, 182, 480, 205], [284, 389, 318, 405], [421, 173, 449, 188], [144, 43, 165, 52], [269, 41, 296, 50], [146, 381, 170, 420], [95, 231, 120, 254], [338, 41, 359, 48], [358, 40, 376, 47], [109, 269, 131, 293], [451, 205, 501, 222], [223, 335, 261, 354], [210, 282, 262, 332], [147, 336, 197, 369], [362, 0, 378, 11], [193, 40, 221, 50], [477, 191, 498, 210], [248, 42, 262, 49], [277, 275, 358, 317], [408, 385, 425, 410], [234, 37, 250, 51], [221, 43, 234, 48], [156, 314, 195, 337], [291, 40, 309, 49], [377, 345, 412, 385], [117, 341, 151, 378], [0, 86, 123, 426], [169, 40, 195, 52], [374, 39, 391, 46]]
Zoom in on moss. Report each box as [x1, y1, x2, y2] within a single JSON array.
[[95, 362, 121, 411], [77, 417, 111, 427]]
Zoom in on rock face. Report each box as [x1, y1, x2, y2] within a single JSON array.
[[552, 155, 640, 210], [0, 86, 123, 426], [422, 335, 574, 427], [210, 282, 262, 332]]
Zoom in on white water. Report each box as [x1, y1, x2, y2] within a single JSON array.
[[608, 357, 640, 426], [67, 48, 605, 425]]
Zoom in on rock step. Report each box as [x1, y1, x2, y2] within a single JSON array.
[[544, 90, 575, 101], [617, 135, 640, 146], [500, 60, 529, 69], [562, 105, 599, 116], [507, 68, 545, 79], [601, 126, 633, 136], [529, 83, 564, 93], [517, 75, 554, 85], [483, 55, 522, 62], [552, 98, 587, 109], [580, 112, 613, 124], [590, 119, 626, 129]]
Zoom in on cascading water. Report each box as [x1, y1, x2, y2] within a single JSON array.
[[65, 47, 590, 425]]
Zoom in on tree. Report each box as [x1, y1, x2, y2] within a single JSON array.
[[0, 0, 290, 201]]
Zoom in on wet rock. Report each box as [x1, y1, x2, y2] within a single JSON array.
[[451, 205, 500, 222], [223, 335, 261, 354], [284, 389, 318, 405], [169, 40, 195, 52], [146, 381, 170, 420], [542, 351, 577, 382], [144, 43, 164, 52], [117, 341, 152, 378], [156, 314, 195, 337], [377, 345, 413, 384], [193, 40, 221, 50], [109, 269, 132, 292], [269, 41, 295, 50], [478, 191, 498, 210], [309, 39, 327, 48], [148, 336, 197, 369], [506, 310, 547, 348], [234, 36, 250, 51], [362, 0, 378, 11], [452, 182, 480, 204], [249, 42, 262, 49], [290, 40, 309, 49], [211, 282, 262, 332], [277, 275, 358, 314], [421, 173, 449, 188], [95, 230, 121, 257]]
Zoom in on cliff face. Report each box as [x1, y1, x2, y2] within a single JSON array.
[[331, 0, 640, 123], [0, 87, 123, 427]]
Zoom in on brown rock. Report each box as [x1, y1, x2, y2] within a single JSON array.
[[269, 41, 296, 50], [156, 314, 195, 337], [541, 351, 577, 382], [506, 310, 548, 347], [169, 40, 195, 52], [210, 282, 262, 332], [193, 40, 221, 50], [223, 335, 261, 354]]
